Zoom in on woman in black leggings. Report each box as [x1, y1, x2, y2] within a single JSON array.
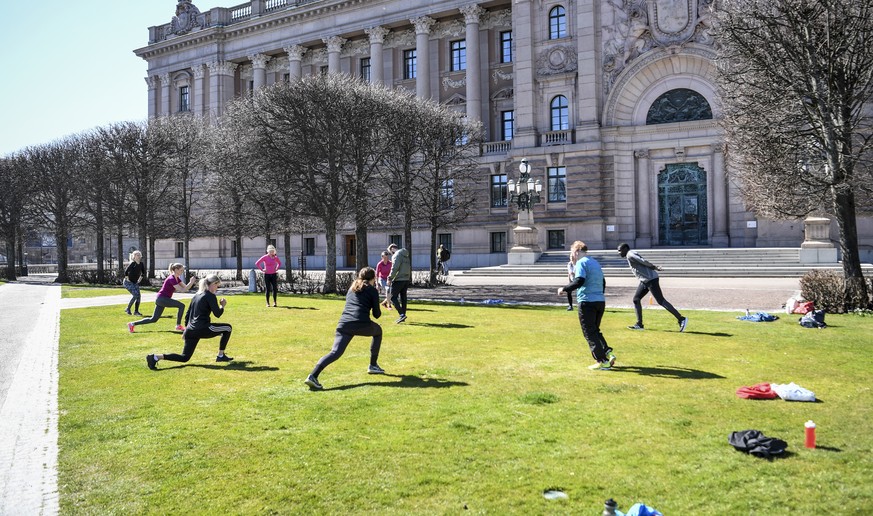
[[304, 267, 384, 390], [146, 274, 233, 369]]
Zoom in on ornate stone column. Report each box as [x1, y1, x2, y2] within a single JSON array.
[[250, 54, 270, 90], [411, 16, 435, 99], [460, 5, 485, 122], [710, 143, 730, 247], [192, 65, 206, 115], [159, 73, 171, 116], [365, 26, 390, 85], [206, 61, 238, 117], [634, 150, 652, 248], [284, 45, 306, 80], [323, 36, 347, 74], [145, 76, 158, 119]]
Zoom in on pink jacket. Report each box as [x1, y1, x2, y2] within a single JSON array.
[[255, 254, 282, 274]]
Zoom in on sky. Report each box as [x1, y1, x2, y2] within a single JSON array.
[[0, 1, 233, 156]]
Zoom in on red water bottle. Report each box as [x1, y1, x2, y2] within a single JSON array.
[[804, 420, 816, 448]]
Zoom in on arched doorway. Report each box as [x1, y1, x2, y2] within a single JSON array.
[[658, 163, 708, 246]]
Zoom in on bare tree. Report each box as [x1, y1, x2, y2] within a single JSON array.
[[0, 155, 34, 280], [715, 0, 873, 309]]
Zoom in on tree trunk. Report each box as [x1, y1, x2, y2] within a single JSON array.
[[284, 231, 292, 283], [116, 225, 124, 277], [54, 223, 70, 284], [95, 198, 105, 283], [4, 233, 15, 280], [149, 235, 157, 280], [324, 223, 337, 293], [429, 225, 438, 285], [355, 223, 369, 270], [832, 187, 869, 310], [17, 228, 26, 277]]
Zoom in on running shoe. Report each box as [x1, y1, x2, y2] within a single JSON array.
[[128, 322, 135, 333], [606, 351, 617, 367], [134, 312, 143, 316], [588, 361, 613, 371], [627, 323, 645, 330], [395, 314, 407, 324], [679, 317, 688, 333], [215, 354, 234, 362], [175, 324, 185, 331], [368, 364, 386, 375], [146, 354, 157, 370], [566, 306, 574, 311], [304, 375, 323, 391], [125, 309, 132, 315]]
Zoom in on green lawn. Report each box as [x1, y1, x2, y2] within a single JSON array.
[[59, 295, 873, 514], [61, 286, 134, 299]]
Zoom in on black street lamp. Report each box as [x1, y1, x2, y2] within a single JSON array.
[[507, 158, 542, 212]]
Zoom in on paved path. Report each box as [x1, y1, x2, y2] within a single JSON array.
[[0, 272, 801, 514], [0, 282, 60, 516]]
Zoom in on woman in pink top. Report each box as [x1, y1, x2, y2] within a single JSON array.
[[255, 244, 282, 307], [128, 263, 196, 333], [375, 251, 392, 295]]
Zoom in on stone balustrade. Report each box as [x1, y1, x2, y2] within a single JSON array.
[[482, 141, 511, 155]]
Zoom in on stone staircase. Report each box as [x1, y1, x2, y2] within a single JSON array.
[[459, 248, 873, 278]]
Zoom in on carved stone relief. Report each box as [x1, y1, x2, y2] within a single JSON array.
[[536, 45, 578, 76], [170, 0, 207, 36]]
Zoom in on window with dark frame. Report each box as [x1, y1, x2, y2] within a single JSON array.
[[304, 238, 315, 256], [438, 234, 452, 250], [450, 40, 467, 71], [175, 242, 184, 258], [440, 179, 454, 209], [501, 110, 514, 141], [500, 31, 513, 63], [490, 232, 507, 253], [179, 86, 190, 112], [403, 49, 417, 79], [283, 73, 290, 82], [548, 166, 567, 202], [360, 57, 371, 82], [389, 235, 403, 248], [490, 174, 508, 208], [549, 6, 567, 39], [547, 230, 566, 250], [268, 238, 277, 248], [550, 95, 569, 131]]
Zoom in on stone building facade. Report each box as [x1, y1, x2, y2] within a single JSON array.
[[135, 0, 868, 270]]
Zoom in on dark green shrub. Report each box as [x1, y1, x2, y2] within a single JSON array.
[[800, 270, 847, 313]]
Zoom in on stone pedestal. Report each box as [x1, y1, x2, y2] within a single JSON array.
[[507, 211, 541, 264], [800, 216, 837, 263]]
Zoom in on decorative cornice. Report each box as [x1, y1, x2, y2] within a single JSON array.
[[459, 4, 486, 25], [249, 53, 271, 69], [385, 29, 415, 49], [365, 26, 390, 45], [434, 19, 465, 39], [442, 76, 467, 91], [411, 16, 436, 35], [284, 44, 307, 61], [145, 76, 158, 89], [323, 36, 347, 53], [482, 8, 511, 30], [192, 65, 206, 79], [492, 69, 513, 84], [206, 61, 238, 76]]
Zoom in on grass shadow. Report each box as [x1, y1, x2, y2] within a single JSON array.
[[160, 361, 280, 372], [274, 306, 318, 311], [681, 331, 733, 337], [814, 445, 842, 452], [322, 373, 468, 391], [405, 322, 474, 329], [612, 365, 725, 379]]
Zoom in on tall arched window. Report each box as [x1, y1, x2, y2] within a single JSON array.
[[646, 88, 713, 125], [549, 6, 567, 39], [550, 95, 569, 130]]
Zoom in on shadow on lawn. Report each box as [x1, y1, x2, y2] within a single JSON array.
[[612, 365, 724, 379], [275, 306, 319, 311], [405, 322, 474, 329], [160, 360, 279, 372], [323, 373, 468, 391]]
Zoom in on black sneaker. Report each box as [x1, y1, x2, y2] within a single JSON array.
[[368, 364, 386, 375], [216, 354, 234, 362], [304, 375, 323, 391], [146, 354, 157, 370], [627, 323, 645, 330], [395, 314, 407, 324]]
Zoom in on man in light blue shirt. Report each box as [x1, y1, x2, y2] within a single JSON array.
[[557, 241, 615, 370]]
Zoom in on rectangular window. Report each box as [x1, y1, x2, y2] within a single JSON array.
[[548, 230, 566, 250], [440, 179, 454, 209], [501, 110, 514, 141], [248, 80, 254, 95], [175, 242, 184, 258], [268, 238, 277, 249], [500, 31, 513, 63], [490, 174, 508, 208], [490, 232, 506, 253], [304, 238, 315, 256], [319, 66, 329, 76], [231, 240, 238, 257], [403, 49, 417, 80], [389, 234, 403, 248], [548, 166, 567, 202], [179, 86, 190, 112], [283, 73, 290, 82], [360, 57, 371, 82], [438, 234, 452, 250], [450, 40, 467, 71]]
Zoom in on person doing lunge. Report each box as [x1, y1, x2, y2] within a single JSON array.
[[255, 244, 281, 307], [618, 243, 688, 332], [557, 241, 616, 370], [128, 263, 196, 333], [123, 250, 146, 316], [146, 274, 233, 369], [304, 267, 385, 391]]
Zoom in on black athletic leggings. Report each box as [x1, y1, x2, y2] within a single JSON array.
[[578, 301, 611, 362], [264, 273, 278, 304], [390, 280, 410, 314], [132, 296, 185, 326], [310, 321, 382, 378], [163, 324, 233, 363], [632, 278, 682, 325]]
